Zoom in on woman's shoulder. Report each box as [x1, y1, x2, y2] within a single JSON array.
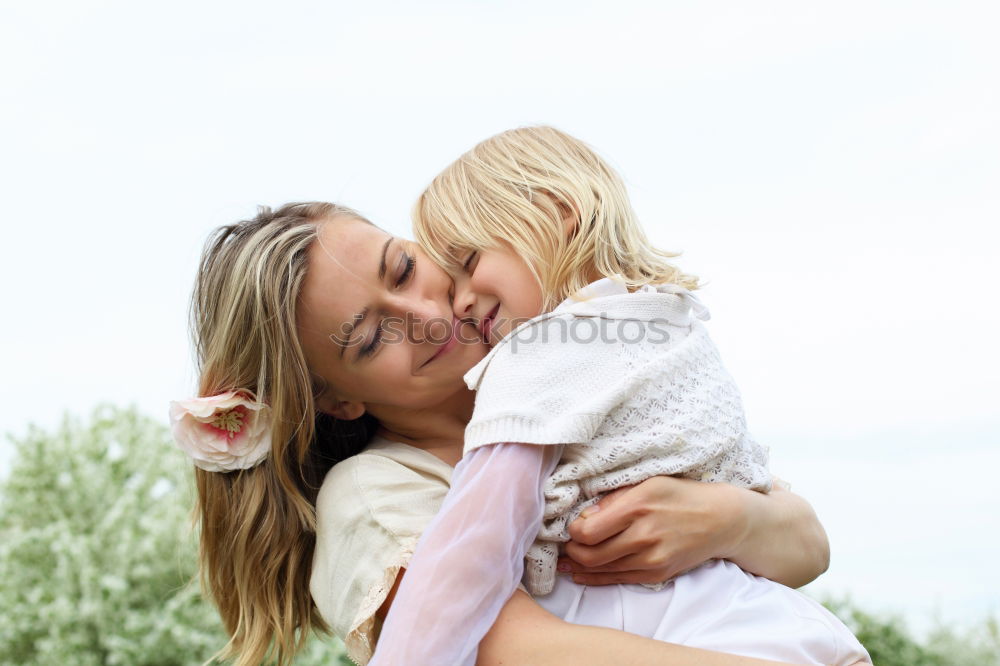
[[311, 437, 452, 663], [318, 436, 451, 495], [316, 436, 452, 538]]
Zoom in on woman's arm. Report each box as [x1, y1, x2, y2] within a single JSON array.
[[380, 577, 799, 665], [478, 590, 798, 666], [723, 478, 830, 587], [562, 476, 829, 589]]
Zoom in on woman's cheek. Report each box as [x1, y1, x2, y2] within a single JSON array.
[[381, 318, 409, 347]]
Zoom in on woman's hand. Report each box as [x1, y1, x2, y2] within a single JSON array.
[[561, 477, 744, 585], [561, 476, 830, 589]]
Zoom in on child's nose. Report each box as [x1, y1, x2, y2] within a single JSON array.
[[452, 273, 476, 319]]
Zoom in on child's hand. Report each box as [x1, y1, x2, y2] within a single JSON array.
[[560, 476, 745, 586]]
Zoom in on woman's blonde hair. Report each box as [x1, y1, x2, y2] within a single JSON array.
[[414, 125, 698, 311], [190, 202, 377, 666]]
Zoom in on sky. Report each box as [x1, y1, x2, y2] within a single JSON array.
[[1, 0, 998, 637]]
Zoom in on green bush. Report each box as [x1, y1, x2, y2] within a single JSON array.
[[0, 405, 347, 665], [4, 405, 997, 666], [824, 598, 999, 666]]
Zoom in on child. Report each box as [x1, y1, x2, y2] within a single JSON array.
[[370, 127, 871, 666]]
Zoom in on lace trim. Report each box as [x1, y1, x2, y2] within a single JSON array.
[[343, 538, 417, 665]]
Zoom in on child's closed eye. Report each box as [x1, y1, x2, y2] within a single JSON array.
[[462, 251, 480, 274]]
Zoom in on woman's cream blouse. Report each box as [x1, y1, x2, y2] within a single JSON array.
[[309, 436, 452, 665]]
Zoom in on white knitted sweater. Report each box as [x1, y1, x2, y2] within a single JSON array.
[[463, 278, 772, 595]]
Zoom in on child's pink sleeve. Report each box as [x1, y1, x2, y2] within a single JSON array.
[[368, 442, 561, 666]]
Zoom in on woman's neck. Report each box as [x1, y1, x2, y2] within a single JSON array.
[[370, 389, 474, 467]]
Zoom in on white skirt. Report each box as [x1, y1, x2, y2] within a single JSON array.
[[534, 559, 870, 665]]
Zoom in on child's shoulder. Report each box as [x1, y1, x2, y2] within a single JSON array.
[[464, 281, 710, 392], [557, 279, 709, 323]]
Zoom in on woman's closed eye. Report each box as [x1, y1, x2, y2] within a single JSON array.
[[360, 251, 416, 359], [360, 321, 384, 359]]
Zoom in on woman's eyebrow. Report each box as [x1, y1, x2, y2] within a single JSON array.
[[377, 237, 393, 280], [338, 237, 393, 358]]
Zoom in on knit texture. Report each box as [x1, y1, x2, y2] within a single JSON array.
[[463, 279, 772, 595]]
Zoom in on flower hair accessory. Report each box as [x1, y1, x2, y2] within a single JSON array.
[[169, 391, 272, 472]]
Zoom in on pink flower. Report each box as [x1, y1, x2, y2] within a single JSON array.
[[169, 391, 271, 472]]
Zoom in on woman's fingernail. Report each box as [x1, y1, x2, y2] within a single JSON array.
[[557, 562, 572, 573], [580, 505, 601, 518]]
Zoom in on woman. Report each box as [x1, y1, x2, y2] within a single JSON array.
[[175, 201, 832, 666]]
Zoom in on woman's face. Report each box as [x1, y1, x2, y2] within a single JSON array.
[[297, 216, 488, 419]]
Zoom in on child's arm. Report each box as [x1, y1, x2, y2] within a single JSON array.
[[369, 441, 561, 666]]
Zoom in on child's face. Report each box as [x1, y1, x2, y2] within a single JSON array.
[[452, 244, 544, 346]]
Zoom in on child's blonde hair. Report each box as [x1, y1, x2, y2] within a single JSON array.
[[414, 125, 698, 311]]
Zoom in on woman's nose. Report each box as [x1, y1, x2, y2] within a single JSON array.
[[452, 272, 476, 319], [387, 294, 451, 344]]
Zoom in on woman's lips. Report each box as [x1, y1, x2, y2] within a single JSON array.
[[424, 316, 460, 366]]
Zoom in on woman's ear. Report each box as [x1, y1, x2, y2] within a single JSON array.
[[316, 394, 367, 421]]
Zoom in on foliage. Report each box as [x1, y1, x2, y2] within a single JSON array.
[[824, 598, 1000, 666], [3, 405, 997, 666], [0, 405, 348, 665]]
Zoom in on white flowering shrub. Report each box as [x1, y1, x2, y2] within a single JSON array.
[[5, 405, 997, 665], [0, 405, 348, 665]]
